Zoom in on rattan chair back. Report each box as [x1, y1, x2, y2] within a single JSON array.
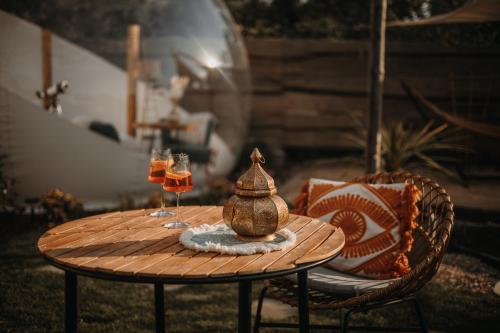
[[351, 171, 454, 298], [266, 171, 454, 310]]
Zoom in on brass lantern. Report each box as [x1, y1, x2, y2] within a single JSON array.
[[223, 148, 289, 241]]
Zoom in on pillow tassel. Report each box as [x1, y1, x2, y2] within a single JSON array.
[[391, 183, 421, 277], [292, 181, 309, 216]]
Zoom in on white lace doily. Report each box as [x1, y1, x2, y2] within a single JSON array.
[[179, 224, 296, 255]]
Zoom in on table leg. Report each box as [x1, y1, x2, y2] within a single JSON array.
[[297, 271, 310, 333], [65, 271, 78, 333], [238, 281, 252, 333], [155, 282, 165, 333]]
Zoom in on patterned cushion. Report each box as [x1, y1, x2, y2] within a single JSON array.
[[293, 178, 421, 279]]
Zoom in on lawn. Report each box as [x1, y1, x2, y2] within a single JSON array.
[[1, 217, 499, 333]]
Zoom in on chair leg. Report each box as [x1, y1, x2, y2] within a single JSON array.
[[410, 298, 429, 333], [253, 286, 268, 333], [341, 297, 428, 333], [341, 308, 354, 333]]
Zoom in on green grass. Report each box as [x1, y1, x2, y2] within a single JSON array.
[[1, 219, 499, 332]]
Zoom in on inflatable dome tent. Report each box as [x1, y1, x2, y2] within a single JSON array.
[[0, 0, 251, 209]]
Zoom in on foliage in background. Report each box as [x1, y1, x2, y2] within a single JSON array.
[[381, 122, 466, 177], [346, 115, 465, 177], [0, 0, 499, 48], [40, 189, 83, 225], [226, 0, 500, 46], [117, 193, 137, 211], [0, 153, 20, 214]]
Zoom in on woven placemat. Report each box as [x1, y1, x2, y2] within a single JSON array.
[[179, 224, 296, 255]]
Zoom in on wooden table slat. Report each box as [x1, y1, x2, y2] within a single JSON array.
[[82, 216, 131, 232], [39, 232, 79, 246], [51, 229, 133, 268], [236, 218, 322, 276], [119, 207, 222, 275], [162, 252, 220, 278], [184, 254, 238, 278], [127, 206, 200, 229], [208, 217, 322, 278], [47, 211, 125, 234], [295, 227, 345, 265], [75, 211, 123, 221], [265, 224, 333, 272], [47, 218, 100, 235], [141, 249, 198, 277], [208, 215, 305, 278], [117, 243, 186, 275], [83, 228, 173, 270], [74, 227, 168, 266], [44, 229, 129, 256], [39, 232, 92, 250], [39, 207, 344, 280], [102, 236, 184, 275], [95, 208, 219, 271]]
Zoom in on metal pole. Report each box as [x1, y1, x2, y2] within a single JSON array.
[[238, 281, 252, 333], [64, 271, 78, 333], [127, 24, 140, 137], [366, 0, 387, 174], [154, 282, 165, 333], [297, 270, 310, 333], [41, 29, 52, 110]]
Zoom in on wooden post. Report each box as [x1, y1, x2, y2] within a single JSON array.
[[127, 24, 141, 137], [366, 0, 387, 174], [41, 29, 52, 110]]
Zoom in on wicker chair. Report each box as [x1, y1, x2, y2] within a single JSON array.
[[254, 171, 454, 333]]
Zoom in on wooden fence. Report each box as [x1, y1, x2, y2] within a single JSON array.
[[246, 38, 500, 150], [82, 36, 500, 151]]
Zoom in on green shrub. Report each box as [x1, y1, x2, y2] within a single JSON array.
[[40, 189, 83, 224]]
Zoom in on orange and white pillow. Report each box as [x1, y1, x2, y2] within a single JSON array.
[[293, 178, 421, 279]]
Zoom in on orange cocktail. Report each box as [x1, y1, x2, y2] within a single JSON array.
[[148, 160, 167, 184], [148, 149, 174, 217], [163, 171, 193, 193], [162, 153, 192, 229]]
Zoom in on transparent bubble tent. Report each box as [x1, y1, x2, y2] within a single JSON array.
[[0, 0, 251, 208]]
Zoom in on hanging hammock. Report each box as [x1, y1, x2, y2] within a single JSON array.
[[401, 81, 500, 139]]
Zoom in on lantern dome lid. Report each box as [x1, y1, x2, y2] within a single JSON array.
[[235, 148, 277, 197]]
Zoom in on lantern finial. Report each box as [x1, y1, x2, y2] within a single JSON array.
[[250, 148, 265, 164]]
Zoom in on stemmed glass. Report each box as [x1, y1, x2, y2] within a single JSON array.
[[147, 149, 175, 217], [163, 153, 193, 228]]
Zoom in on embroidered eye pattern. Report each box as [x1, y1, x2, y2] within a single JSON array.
[[330, 209, 366, 243], [303, 180, 420, 278]]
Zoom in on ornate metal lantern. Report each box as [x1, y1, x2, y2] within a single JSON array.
[[223, 148, 289, 241]]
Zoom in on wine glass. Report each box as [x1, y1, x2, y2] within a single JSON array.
[[147, 148, 175, 217], [163, 153, 193, 228]]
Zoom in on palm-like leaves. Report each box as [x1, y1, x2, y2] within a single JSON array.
[[381, 121, 465, 176], [343, 113, 466, 176]]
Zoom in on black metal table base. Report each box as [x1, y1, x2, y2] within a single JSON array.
[[238, 281, 252, 333], [155, 282, 165, 333], [54, 253, 337, 333], [62, 272, 310, 333], [65, 272, 78, 333], [297, 271, 310, 333]]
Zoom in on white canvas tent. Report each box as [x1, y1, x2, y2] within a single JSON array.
[[0, 10, 240, 209]]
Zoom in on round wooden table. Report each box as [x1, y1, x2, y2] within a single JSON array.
[[38, 206, 345, 333]]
